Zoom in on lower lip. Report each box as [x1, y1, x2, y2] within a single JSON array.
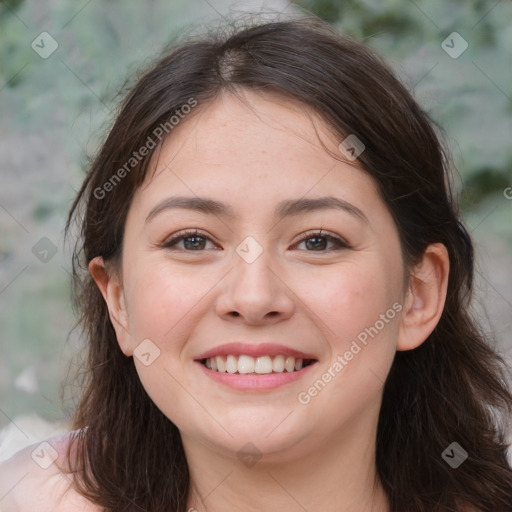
[[195, 361, 317, 391]]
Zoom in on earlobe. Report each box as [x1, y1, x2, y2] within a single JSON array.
[[397, 243, 450, 351], [88, 256, 133, 356]]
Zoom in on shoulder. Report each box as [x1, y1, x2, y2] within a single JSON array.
[[0, 429, 101, 512]]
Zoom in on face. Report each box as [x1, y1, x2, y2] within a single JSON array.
[[98, 90, 413, 464]]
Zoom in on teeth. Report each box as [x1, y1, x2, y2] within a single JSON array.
[[272, 355, 285, 372], [216, 356, 226, 373], [238, 355, 255, 374], [255, 356, 273, 374], [285, 356, 295, 373], [226, 355, 238, 374], [204, 354, 311, 374]]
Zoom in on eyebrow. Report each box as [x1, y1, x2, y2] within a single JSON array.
[[145, 195, 368, 224]]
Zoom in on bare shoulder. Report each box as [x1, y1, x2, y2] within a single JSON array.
[[0, 430, 101, 512]]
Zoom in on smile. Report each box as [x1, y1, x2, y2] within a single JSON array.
[[195, 342, 319, 390], [202, 354, 317, 374]]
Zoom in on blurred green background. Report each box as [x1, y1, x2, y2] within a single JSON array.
[[0, 0, 511, 437]]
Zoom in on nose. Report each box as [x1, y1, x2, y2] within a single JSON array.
[[216, 239, 295, 325]]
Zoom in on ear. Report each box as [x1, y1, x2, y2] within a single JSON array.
[[397, 243, 450, 351], [88, 256, 134, 356]]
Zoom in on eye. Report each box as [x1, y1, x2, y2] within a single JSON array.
[[159, 229, 350, 253], [160, 229, 218, 251], [293, 230, 350, 252]]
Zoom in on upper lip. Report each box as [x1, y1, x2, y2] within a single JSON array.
[[195, 342, 318, 361]]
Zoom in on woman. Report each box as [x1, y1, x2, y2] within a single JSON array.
[[1, 14, 511, 512]]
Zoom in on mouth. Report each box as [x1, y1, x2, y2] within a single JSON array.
[[194, 342, 319, 389], [200, 354, 318, 374]]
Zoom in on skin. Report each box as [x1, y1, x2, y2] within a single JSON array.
[[0, 89, 449, 512], [93, 90, 449, 512], [0, 432, 99, 512]]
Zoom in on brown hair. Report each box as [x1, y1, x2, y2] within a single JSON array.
[[65, 14, 512, 512]]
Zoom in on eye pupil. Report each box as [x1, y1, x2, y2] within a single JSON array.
[[306, 236, 327, 251], [184, 236, 206, 250]]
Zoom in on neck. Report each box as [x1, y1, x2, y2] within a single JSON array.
[[183, 405, 390, 512]]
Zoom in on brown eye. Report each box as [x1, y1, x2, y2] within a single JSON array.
[[161, 230, 217, 251], [294, 231, 350, 252]]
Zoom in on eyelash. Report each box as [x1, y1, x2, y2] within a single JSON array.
[[159, 229, 350, 252]]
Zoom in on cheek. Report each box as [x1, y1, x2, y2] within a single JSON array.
[[301, 260, 401, 348], [296, 275, 400, 426], [301, 260, 402, 400], [124, 260, 215, 428], [124, 259, 211, 343]]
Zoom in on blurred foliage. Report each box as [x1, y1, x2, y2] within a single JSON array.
[[295, 0, 512, 206]]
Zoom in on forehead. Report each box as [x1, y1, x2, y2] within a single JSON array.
[[137, 90, 381, 211]]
